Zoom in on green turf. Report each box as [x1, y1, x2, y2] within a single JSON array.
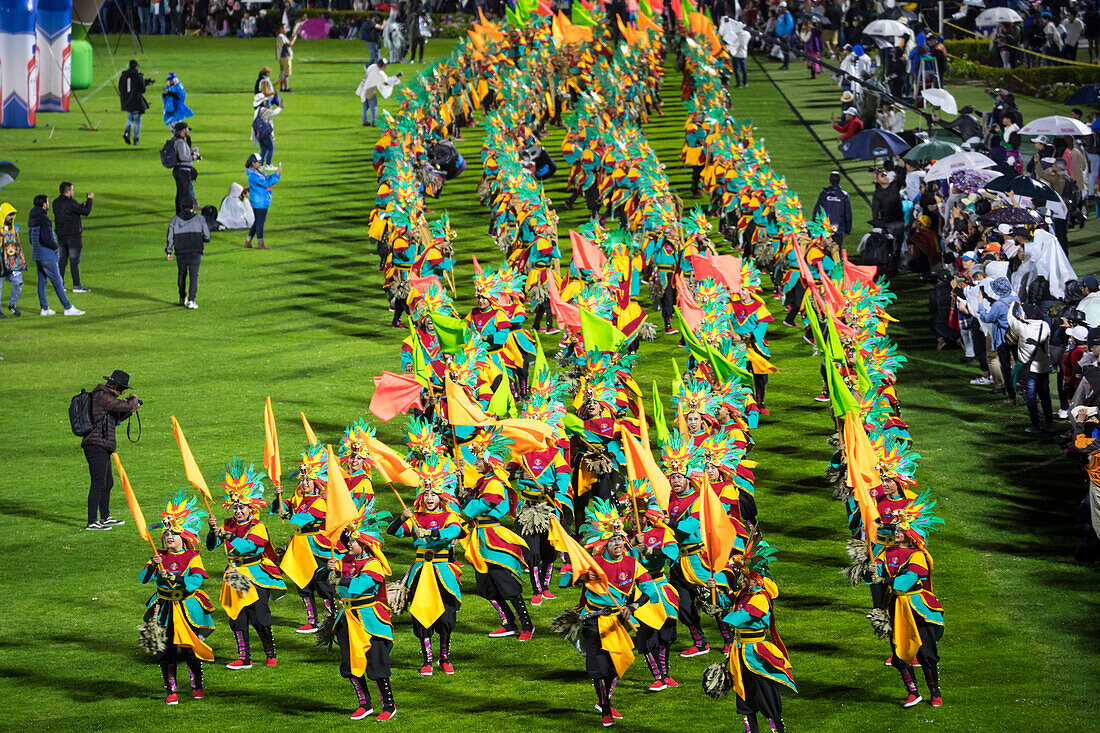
[[1, 35, 1098, 731]]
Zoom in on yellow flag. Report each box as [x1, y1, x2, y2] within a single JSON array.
[[301, 412, 319, 445], [263, 397, 281, 488], [170, 416, 212, 501], [323, 445, 358, 541], [112, 453, 151, 543]]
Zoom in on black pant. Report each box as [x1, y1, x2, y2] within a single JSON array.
[[176, 252, 201, 302], [84, 444, 113, 524], [173, 167, 195, 214], [59, 238, 82, 287], [997, 342, 1015, 399], [409, 35, 425, 62]]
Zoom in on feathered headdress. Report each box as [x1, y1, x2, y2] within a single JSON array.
[[880, 489, 944, 550], [221, 456, 269, 510], [404, 415, 445, 461], [290, 443, 328, 483], [154, 489, 208, 548], [871, 430, 920, 485], [413, 280, 457, 320], [660, 429, 704, 476], [673, 379, 719, 419], [415, 451, 459, 508], [468, 426, 514, 468], [339, 419, 377, 465], [344, 496, 393, 551], [700, 432, 746, 473], [581, 497, 627, 553], [621, 478, 662, 521], [727, 525, 779, 594], [581, 373, 620, 411]]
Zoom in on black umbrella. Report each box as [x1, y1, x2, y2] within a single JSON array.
[[880, 7, 918, 21], [0, 162, 18, 191], [1065, 83, 1100, 106], [840, 129, 911, 160], [983, 174, 1057, 201], [979, 206, 1043, 225]]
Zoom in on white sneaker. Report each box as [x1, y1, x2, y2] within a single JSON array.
[[63, 306, 85, 316], [40, 308, 56, 316], [72, 286, 92, 293], [263, 164, 277, 172], [186, 300, 199, 310], [1057, 409, 1069, 420], [969, 375, 993, 386]]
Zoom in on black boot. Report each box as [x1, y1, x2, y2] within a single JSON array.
[[350, 676, 373, 714], [376, 677, 397, 714], [257, 624, 276, 663], [742, 715, 760, 733], [509, 597, 534, 633], [923, 661, 941, 703], [592, 678, 611, 717], [420, 636, 433, 671], [186, 658, 204, 691], [440, 632, 454, 672], [900, 666, 922, 707], [768, 718, 786, 732], [300, 592, 318, 628], [231, 627, 251, 666]]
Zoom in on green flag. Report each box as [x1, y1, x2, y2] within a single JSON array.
[[822, 307, 845, 360], [572, 2, 594, 26], [408, 320, 432, 388], [706, 341, 753, 384], [533, 331, 549, 380], [825, 357, 860, 418], [487, 378, 518, 418], [803, 295, 827, 358], [672, 358, 684, 396], [428, 310, 467, 355], [675, 307, 709, 364], [855, 351, 873, 395], [652, 381, 669, 443], [580, 306, 627, 353], [563, 412, 585, 435]]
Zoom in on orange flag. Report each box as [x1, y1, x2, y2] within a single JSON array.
[[699, 474, 737, 574], [843, 413, 882, 557], [323, 445, 359, 541], [301, 412, 319, 445], [621, 431, 671, 512], [264, 396, 281, 488], [369, 371, 424, 422], [364, 435, 419, 486], [548, 278, 582, 332], [496, 417, 554, 454], [841, 250, 878, 287], [112, 452, 153, 545], [170, 416, 212, 502], [712, 255, 743, 292], [547, 516, 609, 592], [570, 230, 607, 272], [444, 376, 493, 427]]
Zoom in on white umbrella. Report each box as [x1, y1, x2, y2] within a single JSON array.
[[863, 19, 912, 38], [921, 88, 958, 115], [924, 151, 996, 181], [1019, 115, 1094, 136], [976, 7, 1023, 24]]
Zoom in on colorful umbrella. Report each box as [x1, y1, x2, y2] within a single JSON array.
[[949, 168, 1002, 193], [924, 151, 996, 181]]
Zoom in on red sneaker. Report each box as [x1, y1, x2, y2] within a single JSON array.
[[376, 708, 397, 722], [441, 661, 455, 674], [518, 629, 534, 641], [930, 695, 943, 707], [610, 707, 623, 720], [601, 714, 614, 727], [647, 679, 667, 692], [350, 706, 372, 720], [663, 676, 679, 688], [541, 591, 556, 600], [884, 655, 920, 667], [530, 593, 543, 607], [665, 328, 679, 335], [488, 626, 516, 638], [191, 688, 204, 699], [296, 623, 319, 634], [722, 643, 732, 655], [265, 657, 277, 667], [545, 327, 561, 335], [165, 692, 179, 706], [813, 393, 830, 403], [679, 644, 709, 658], [420, 664, 433, 676], [902, 693, 923, 708], [226, 659, 252, 670]]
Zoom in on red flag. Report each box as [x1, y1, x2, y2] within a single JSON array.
[[841, 250, 878, 287], [690, 255, 731, 290], [407, 274, 442, 294], [675, 274, 705, 331], [711, 255, 742, 292], [548, 278, 582, 332], [369, 371, 424, 423], [472, 255, 483, 277], [570, 230, 607, 272]]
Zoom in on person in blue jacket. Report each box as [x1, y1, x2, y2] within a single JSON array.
[[775, 3, 795, 70], [162, 72, 194, 128], [245, 154, 281, 249]]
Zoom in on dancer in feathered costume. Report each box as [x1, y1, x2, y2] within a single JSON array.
[[459, 427, 535, 640], [387, 453, 467, 675], [140, 490, 215, 705], [338, 419, 378, 501], [319, 500, 398, 721], [702, 530, 796, 733], [207, 458, 285, 670], [275, 444, 337, 633]]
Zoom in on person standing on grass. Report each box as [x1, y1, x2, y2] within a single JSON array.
[[82, 369, 141, 531], [245, 154, 281, 249], [0, 202, 26, 318], [775, 2, 794, 70], [162, 72, 193, 128], [29, 195, 84, 317], [171, 122, 199, 215], [166, 197, 211, 309], [359, 14, 383, 65], [52, 182, 94, 293], [119, 59, 154, 146], [276, 23, 297, 93], [356, 60, 402, 127], [812, 171, 852, 252], [251, 96, 278, 169]]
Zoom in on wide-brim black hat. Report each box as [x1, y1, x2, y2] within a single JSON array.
[[104, 369, 131, 390]]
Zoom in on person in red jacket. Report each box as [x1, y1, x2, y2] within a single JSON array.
[[832, 107, 863, 140]]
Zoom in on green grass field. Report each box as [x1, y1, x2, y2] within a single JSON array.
[[1, 35, 1099, 731]]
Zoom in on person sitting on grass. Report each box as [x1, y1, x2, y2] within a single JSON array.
[[832, 107, 863, 141]]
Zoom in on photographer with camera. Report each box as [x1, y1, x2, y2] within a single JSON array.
[[81, 370, 142, 531], [169, 122, 201, 215]]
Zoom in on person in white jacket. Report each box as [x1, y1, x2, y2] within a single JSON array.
[[1007, 301, 1053, 433], [356, 60, 402, 127], [217, 182, 255, 230], [719, 17, 751, 88]]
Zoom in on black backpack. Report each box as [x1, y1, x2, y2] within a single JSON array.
[[160, 137, 178, 168], [69, 389, 94, 437]]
